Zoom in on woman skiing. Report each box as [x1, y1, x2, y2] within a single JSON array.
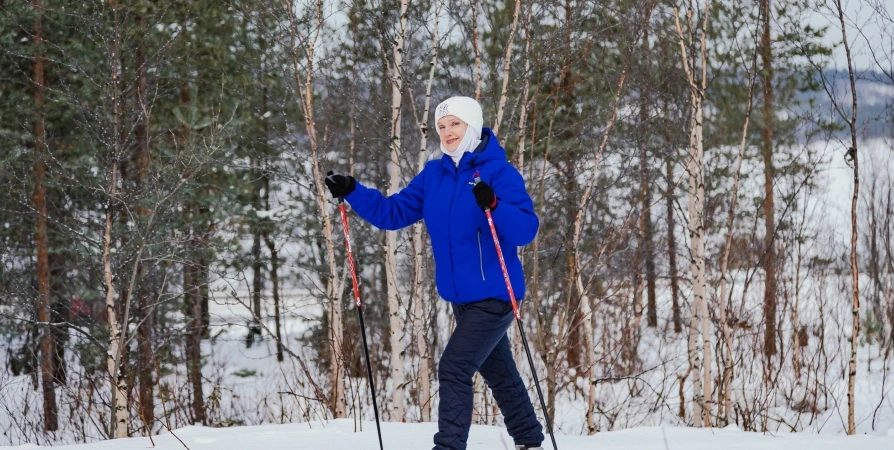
[[325, 96, 545, 450]]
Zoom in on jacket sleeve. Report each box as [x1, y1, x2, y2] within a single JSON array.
[[343, 169, 425, 231], [489, 164, 539, 246]]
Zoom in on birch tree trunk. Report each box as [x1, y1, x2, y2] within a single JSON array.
[[105, 3, 128, 436], [674, 1, 711, 427], [831, 0, 860, 434], [385, 0, 410, 421], [104, 163, 128, 438], [493, 0, 522, 137], [472, 0, 482, 101], [576, 278, 597, 434], [685, 67, 708, 429], [410, 0, 441, 422], [696, 5, 713, 427], [285, 0, 343, 419], [514, 3, 532, 169], [32, 0, 58, 432]]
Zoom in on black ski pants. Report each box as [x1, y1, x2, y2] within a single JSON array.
[[432, 299, 544, 450]]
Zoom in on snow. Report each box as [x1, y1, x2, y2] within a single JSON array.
[[8, 419, 891, 450]]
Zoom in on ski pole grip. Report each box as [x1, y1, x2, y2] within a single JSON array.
[[326, 170, 345, 204]]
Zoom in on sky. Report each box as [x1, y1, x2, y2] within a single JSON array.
[[809, 0, 894, 72]]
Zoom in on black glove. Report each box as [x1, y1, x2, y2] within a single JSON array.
[[325, 170, 356, 198], [472, 181, 497, 211]]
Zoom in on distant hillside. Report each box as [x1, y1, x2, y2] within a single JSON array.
[[799, 70, 894, 139]]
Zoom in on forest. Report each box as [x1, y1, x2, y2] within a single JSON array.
[[1, 0, 894, 445]]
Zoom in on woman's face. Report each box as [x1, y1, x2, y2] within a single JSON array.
[[437, 115, 468, 152]]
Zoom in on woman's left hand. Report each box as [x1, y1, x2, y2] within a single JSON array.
[[472, 182, 497, 211]]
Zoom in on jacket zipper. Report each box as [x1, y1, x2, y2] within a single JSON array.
[[449, 169, 462, 300], [477, 229, 486, 280]]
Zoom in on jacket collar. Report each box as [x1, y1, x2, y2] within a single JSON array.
[[439, 128, 505, 172]]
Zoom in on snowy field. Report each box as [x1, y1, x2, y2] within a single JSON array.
[[8, 419, 893, 450]]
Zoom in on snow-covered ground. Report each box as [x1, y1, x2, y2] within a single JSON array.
[[8, 419, 893, 450]]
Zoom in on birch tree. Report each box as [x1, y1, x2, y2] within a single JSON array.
[[513, 3, 533, 170], [806, 0, 862, 434], [674, 0, 712, 427], [384, 0, 410, 421], [102, 1, 129, 436], [284, 0, 345, 419], [472, 0, 482, 100], [492, 0, 522, 137], [829, 0, 861, 434], [409, 0, 441, 422]]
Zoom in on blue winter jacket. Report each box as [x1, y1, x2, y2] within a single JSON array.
[[344, 128, 539, 305]]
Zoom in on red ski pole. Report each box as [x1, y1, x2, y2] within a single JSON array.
[[474, 172, 559, 450], [335, 192, 384, 450]]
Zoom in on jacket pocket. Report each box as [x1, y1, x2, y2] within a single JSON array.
[[477, 228, 486, 280]]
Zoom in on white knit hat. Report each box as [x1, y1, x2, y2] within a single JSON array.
[[435, 96, 483, 138]]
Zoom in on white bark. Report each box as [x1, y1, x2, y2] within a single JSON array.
[[674, 1, 712, 427], [830, 0, 860, 434], [104, 164, 128, 439], [385, 0, 410, 421], [472, 0, 482, 101], [410, 0, 441, 422], [285, 0, 343, 419], [105, 7, 128, 434], [577, 274, 597, 434], [493, 0, 522, 136], [514, 3, 532, 169]]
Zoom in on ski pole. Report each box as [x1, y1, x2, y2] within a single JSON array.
[[334, 189, 384, 450], [474, 172, 559, 450]]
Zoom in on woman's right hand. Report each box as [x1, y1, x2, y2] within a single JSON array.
[[325, 170, 356, 198]]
